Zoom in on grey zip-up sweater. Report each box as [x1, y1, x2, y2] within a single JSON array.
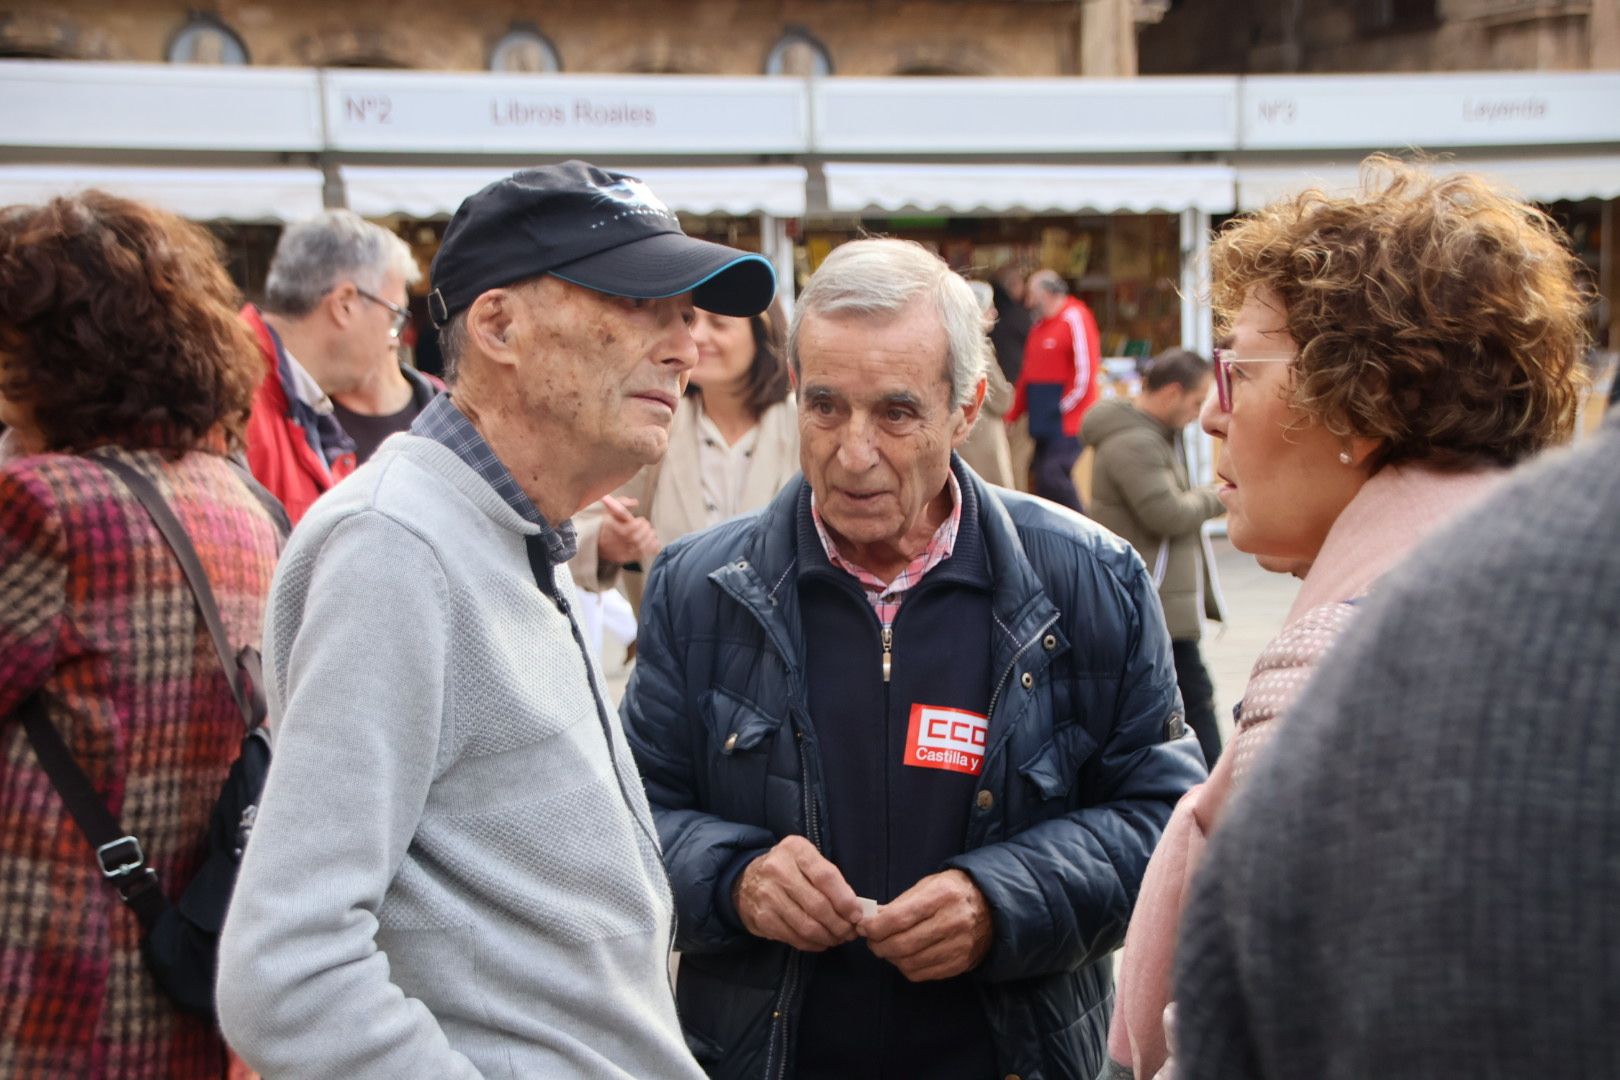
[[217, 435, 703, 1080]]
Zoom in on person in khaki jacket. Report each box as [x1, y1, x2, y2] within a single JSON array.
[[1083, 348, 1226, 765], [571, 298, 799, 612]]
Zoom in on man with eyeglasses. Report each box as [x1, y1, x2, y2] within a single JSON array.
[[241, 209, 440, 521], [327, 280, 443, 467]]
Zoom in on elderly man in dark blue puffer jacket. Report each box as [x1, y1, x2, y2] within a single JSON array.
[[623, 238, 1207, 1080]]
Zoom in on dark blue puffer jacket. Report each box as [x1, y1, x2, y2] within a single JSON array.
[[623, 460, 1207, 1080]]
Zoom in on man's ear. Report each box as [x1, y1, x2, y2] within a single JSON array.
[[466, 290, 519, 369], [951, 376, 988, 448], [324, 281, 359, 329]]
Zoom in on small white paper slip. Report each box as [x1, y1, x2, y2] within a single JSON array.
[[857, 897, 879, 919]]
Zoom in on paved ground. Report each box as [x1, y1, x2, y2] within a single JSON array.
[[1202, 535, 1300, 745]]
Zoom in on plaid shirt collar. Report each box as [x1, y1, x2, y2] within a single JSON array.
[[410, 393, 578, 564], [811, 471, 962, 628]]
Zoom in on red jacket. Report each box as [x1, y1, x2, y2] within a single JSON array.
[[1007, 295, 1101, 439], [241, 305, 356, 523]]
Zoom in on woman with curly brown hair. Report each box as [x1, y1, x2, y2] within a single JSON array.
[[1105, 156, 1589, 1080], [0, 191, 281, 1077]]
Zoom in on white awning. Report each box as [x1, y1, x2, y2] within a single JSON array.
[[821, 163, 1236, 215], [1236, 155, 1620, 211], [340, 165, 808, 219], [813, 77, 1237, 154], [321, 71, 807, 156], [1238, 72, 1620, 151], [0, 61, 324, 153], [0, 165, 327, 222]]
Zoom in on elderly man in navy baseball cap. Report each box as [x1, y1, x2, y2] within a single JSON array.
[[423, 159, 778, 512], [214, 161, 773, 1079], [429, 160, 775, 327]]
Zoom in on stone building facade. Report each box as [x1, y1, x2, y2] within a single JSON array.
[[0, 0, 1157, 77], [1140, 0, 1620, 74], [4, 0, 1611, 77]]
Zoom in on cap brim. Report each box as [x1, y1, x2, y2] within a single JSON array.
[[550, 232, 777, 317]]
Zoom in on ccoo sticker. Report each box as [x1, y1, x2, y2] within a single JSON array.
[[903, 704, 989, 777]]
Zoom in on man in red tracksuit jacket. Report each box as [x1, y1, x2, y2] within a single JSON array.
[[1005, 269, 1100, 513], [241, 304, 358, 524]]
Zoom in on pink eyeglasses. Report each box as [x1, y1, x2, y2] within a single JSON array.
[[1212, 348, 1293, 412]]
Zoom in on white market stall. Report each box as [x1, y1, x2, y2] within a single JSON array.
[[3, 60, 1616, 366], [819, 161, 1236, 358], [340, 163, 809, 301], [0, 164, 326, 222]]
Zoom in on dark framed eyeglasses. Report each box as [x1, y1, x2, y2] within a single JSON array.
[[1211, 347, 1293, 412], [355, 287, 411, 340]]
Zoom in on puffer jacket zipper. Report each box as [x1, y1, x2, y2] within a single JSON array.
[[763, 704, 823, 1080], [987, 613, 1059, 720]]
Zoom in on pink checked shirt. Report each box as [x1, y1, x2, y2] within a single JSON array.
[[810, 472, 963, 630]]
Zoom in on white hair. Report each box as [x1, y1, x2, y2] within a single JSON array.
[[1028, 268, 1069, 298], [264, 209, 421, 317], [787, 238, 989, 408]]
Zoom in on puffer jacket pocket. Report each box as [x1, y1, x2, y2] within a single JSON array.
[[1016, 722, 1099, 803], [678, 949, 782, 1080], [700, 687, 786, 822], [981, 963, 1113, 1080], [702, 687, 784, 753]]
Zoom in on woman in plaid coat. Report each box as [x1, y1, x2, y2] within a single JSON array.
[[0, 192, 281, 1077]]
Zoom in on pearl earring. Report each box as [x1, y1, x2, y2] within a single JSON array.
[[1338, 450, 1353, 465]]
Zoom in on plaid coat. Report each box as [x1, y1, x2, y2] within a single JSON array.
[[0, 444, 279, 1079]]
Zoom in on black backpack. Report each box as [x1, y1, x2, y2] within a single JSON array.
[[17, 454, 288, 1019]]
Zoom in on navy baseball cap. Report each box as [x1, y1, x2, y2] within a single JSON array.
[[427, 161, 776, 327]]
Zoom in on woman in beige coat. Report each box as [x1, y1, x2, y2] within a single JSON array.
[[571, 298, 799, 611], [958, 280, 1018, 487]]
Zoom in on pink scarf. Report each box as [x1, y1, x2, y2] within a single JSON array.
[[1107, 463, 1505, 1079]]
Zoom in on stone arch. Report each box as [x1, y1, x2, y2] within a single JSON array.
[[166, 14, 250, 65], [489, 24, 562, 73], [764, 28, 833, 76]]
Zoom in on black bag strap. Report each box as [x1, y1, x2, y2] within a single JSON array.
[[226, 453, 292, 546], [97, 455, 259, 730], [14, 453, 271, 931], [18, 693, 168, 930]]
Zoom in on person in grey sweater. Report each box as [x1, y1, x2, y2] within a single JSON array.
[[216, 162, 775, 1078], [1172, 411, 1620, 1079]]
